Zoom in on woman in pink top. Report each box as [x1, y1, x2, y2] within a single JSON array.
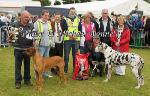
[[79, 13, 96, 54]]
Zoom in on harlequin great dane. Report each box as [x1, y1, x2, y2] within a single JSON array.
[[95, 42, 144, 89]]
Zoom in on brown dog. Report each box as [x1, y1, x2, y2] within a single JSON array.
[[26, 47, 67, 91]]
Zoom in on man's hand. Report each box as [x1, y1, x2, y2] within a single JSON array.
[[69, 35, 76, 40]]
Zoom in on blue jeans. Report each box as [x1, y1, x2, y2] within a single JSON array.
[[38, 46, 50, 57], [64, 40, 79, 73], [38, 46, 50, 77]]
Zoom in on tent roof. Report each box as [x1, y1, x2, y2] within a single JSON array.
[[137, 0, 150, 16], [49, 0, 129, 16], [49, 0, 150, 17], [0, 1, 41, 7]]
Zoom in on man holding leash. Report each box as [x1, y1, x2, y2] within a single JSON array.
[[12, 11, 33, 89]]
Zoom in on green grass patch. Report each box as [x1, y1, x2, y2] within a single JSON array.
[[0, 47, 150, 96]]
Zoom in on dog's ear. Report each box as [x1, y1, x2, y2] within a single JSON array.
[[31, 47, 36, 54], [100, 43, 108, 51], [103, 43, 108, 50], [102, 43, 106, 50], [99, 41, 102, 45], [26, 48, 30, 53], [26, 47, 36, 56]]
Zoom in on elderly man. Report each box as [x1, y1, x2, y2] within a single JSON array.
[[98, 9, 112, 75], [13, 11, 33, 89], [99, 9, 112, 46]]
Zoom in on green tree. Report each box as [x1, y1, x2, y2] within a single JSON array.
[[54, 1, 61, 5], [144, 0, 150, 3], [32, 0, 50, 6], [63, 0, 103, 4]]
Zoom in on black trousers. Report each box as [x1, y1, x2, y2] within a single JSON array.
[[14, 49, 31, 84], [49, 42, 63, 74], [49, 42, 63, 57]]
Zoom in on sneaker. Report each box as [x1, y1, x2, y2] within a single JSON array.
[[15, 83, 21, 89], [47, 74, 53, 78], [43, 73, 53, 78]]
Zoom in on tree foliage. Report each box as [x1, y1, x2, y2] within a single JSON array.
[[32, 0, 50, 6], [32, 0, 107, 6], [144, 0, 150, 3], [63, 0, 90, 4]]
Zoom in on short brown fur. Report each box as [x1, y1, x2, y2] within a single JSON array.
[[26, 47, 67, 91]]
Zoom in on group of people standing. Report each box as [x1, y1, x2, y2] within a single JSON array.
[[12, 7, 131, 89]]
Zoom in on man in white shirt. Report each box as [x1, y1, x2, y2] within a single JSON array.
[[99, 9, 112, 46]]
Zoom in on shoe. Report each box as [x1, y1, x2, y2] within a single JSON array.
[[115, 73, 125, 76], [43, 74, 53, 78], [24, 82, 33, 86], [15, 83, 21, 89], [47, 74, 53, 78]]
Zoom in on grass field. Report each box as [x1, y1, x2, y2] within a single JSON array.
[[0, 47, 150, 96]]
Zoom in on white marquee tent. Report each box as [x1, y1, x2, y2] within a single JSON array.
[[50, 0, 150, 17], [137, 0, 150, 16], [0, 1, 41, 13]]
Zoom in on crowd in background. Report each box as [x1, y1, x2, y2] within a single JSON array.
[[0, 10, 150, 48]]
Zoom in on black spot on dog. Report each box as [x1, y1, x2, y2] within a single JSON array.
[[116, 62, 120, 65], [125, 55, 129, 61], [110, 49, 113, 53], [122, 55, 125, 60], [117, 55, 121, 63], [114, 55, 117, 61]]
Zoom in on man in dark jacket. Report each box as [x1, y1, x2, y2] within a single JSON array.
[[98, 9, 112, 74], [99, 9, 112, 46], [12, 11, 33, 89]]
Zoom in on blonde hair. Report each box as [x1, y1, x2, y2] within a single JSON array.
[[83, 13, 91, 20], [117, 15, 125, 21]]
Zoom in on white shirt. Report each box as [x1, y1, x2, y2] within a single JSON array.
[[117, 26, 124, 42], [102, 20, 108, 32], [54, 22, 63, 43]]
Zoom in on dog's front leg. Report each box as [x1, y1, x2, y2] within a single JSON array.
[[38, 73, 44, 91], [35, 70, 39, 87], [104, 64, 112, 82]]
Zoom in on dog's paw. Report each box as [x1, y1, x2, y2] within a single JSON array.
[[103, 79, 108, 83], [135, 85, 140, 89]]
